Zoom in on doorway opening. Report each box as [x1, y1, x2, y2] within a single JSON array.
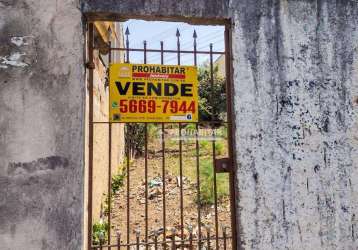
[[86, 18, 237, 250]]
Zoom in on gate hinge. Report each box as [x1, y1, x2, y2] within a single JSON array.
[[85, 61, 95, 69], [214, 158, 231, 173]]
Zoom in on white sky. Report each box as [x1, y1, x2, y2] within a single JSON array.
[[122, 19, 225, 66]]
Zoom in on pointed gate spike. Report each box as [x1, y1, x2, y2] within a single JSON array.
[[176, 28, 180, 37], [125, 27, 130, 35], [193, 30, 197, 38]]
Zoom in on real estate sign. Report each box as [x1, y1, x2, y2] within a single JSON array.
[[109, 63, 198, 123]]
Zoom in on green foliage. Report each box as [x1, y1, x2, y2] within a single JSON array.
[[92, 220, 109, 245], [217, 126, 228, 139], [198, 65, 227, 122], [199, 140, 211, 155], [126, 123, 161, 157], [147, 123, 159, 141], [126, 123, 146, 157], [112, 171, 126, 194], [199, 159, 229, 205], [214, 141, 225, 156], [199, 140, 225, 155], [184, 123, 197, 130], [103, 194, 114, 216]]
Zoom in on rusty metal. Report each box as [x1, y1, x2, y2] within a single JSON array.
[[160, 41, 167, 249], [136, 230, 140, 250], [206, 227, 211, 249], [93, 46, 225, 55], [125, 27, 130, 63], [108, 40, 113, 248], [86, 61, 95, 69], [215, 158, 231, 173], [117, 231, 121, 250], [171, 228, 176, 250], [126, 126, 130, 250], [188, 225, 193, 250], [223, 226, 227, 250], [88, 22, 94, 250], [143, 40, 149, 250], [154, 231, 158, 250], [176, 29, 185, 249], [225, 22, 239, 250], [88, 21, 237, 250], [210, 43, 220, 250]]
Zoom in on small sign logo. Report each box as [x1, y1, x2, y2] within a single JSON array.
[[118, 66, 131, 78]]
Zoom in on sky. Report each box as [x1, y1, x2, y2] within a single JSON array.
[[121, 19, 225, 66]]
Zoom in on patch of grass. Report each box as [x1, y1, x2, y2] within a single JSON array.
[[199, 140, 226, 156], [214, 141, 225, 156], [199, 159, 229, 205], [92, 220, 109, 245], [199, 140, 211, 155]]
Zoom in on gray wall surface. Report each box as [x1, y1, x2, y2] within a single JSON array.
[[0, 0, 84, 249], [1, 0, 357, 249]]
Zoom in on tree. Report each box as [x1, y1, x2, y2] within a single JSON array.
[[198, 63, 227, 123]]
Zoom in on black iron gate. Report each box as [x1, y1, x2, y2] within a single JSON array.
[[87, 20, 237, 250]]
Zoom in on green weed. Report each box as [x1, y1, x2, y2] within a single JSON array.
[[92, 220, 109, 245], [198, 159, 229, 205]]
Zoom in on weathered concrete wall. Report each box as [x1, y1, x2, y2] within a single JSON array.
[[0, 0, 84, 249], [232, 1, 358, 249], [1, 0, 357, 249]]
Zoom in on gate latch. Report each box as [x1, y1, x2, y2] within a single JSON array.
[[214, 158, 231, 173]]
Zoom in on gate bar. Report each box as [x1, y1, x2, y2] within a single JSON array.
[[160, 40, 167, 248], [108, 40, 113, 248], [87, 22, 95, 250], [125, 28, 131, 250], [143, 40, 149, 250], [126, 126, 130, 250], [193, 29, 202, 249], [176, 29, 185, 249], [225, 22, 239, 250], [209, 43, 220, 250]]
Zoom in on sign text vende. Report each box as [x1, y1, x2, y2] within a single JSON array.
[[109, 63, 199, 123]]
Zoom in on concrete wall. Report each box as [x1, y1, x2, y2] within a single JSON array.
[[0, 0, 84, 249], [1, 0, 357, 249], [232, 1, 358, 249]]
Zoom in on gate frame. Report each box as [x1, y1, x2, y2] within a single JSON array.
[[85, 14, 240, 250]]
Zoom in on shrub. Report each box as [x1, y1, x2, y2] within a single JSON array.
[[198, 65, 227, 122], [92, 220, 109, 245], [112, 171, 126, 194]]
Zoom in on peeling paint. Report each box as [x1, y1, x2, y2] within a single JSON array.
[[10, 36, 33, 47], [0, 52, 28, 67]]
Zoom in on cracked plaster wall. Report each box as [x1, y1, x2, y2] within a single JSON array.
[[0, 0, 84, 249]]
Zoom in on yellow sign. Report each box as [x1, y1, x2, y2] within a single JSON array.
[[109, 63, 198, 123]]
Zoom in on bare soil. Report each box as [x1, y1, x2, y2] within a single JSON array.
[[110, 131, 233, 249]]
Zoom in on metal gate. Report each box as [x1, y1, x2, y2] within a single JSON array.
[[87, 20, 237, 250]]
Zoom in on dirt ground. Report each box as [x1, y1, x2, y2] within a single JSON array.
[[110, 128, 233, 249]]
